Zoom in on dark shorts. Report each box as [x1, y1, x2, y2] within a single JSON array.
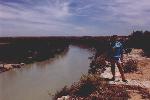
[[112, 57, 122, 63]]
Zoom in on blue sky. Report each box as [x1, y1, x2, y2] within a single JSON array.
[[0, 0, 150, 36]]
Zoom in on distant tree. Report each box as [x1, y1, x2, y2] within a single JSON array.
[[128, 30, 150, 56], [144, 31, 150, 36], [131, 31, 143, 37]]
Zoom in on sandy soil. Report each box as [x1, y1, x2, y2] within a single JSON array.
[[108, 49, 150, 100], [124, 49, 150, 100], [124, 49, 150, 81]]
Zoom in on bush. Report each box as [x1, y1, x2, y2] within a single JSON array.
[[53, 74, 129, 100], [123, 59, 138, 73], [53, 86, 69, 100], [88, 55, 107, 74]]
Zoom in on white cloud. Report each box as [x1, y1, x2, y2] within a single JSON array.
[[0, 0, 150, 36], [107, 0, 150, 25], [0, 1, 76, 36]]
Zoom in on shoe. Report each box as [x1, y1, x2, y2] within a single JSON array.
[[110, 77, 115, 81], [122, 79, 128, 83]]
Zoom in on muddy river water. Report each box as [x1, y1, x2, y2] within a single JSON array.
[[0, 45, 92, 100]]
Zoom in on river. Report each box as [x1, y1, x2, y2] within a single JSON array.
[[0, 45, 92, 100]]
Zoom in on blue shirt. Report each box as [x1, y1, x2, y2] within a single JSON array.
[[112, 41, 123, 58]]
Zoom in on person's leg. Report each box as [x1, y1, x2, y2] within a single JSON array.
[[116, 62, 126, 81], [110, 59, 115, 80]]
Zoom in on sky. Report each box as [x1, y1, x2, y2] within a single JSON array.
[[0, 0, 150, 36]]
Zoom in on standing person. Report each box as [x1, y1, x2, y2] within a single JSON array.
[[110, 35, 127, 82]]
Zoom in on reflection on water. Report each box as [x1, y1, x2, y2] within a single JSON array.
[[0, 45, 92, 100]]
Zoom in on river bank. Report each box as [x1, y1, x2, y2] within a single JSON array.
[[0, 38, 69, 73], [0, 63, 25, 73], [55, 49, 150, 100], [0, 47, 68, 73]]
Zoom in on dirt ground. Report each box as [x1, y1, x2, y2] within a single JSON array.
[[100, 49, 150, 100], [124, 49, 150, 81], [124, 49, 150, 100]]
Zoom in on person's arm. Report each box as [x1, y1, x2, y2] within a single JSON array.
[[120, 43, 124, 61], [112, 42, 116, 53], [112, 47, 115, 54]]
